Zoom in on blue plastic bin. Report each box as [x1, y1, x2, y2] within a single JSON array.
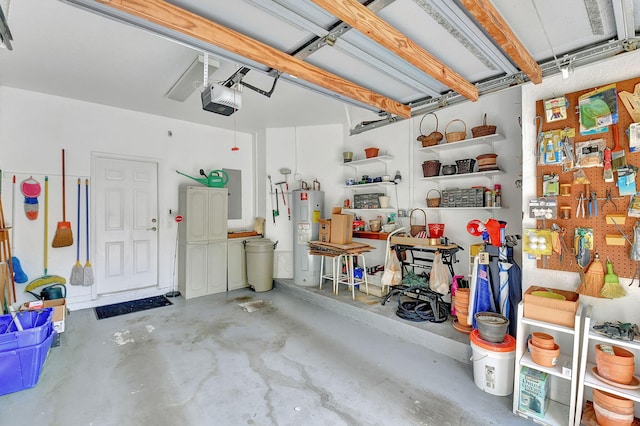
[[0, 329, 56, 396], [0, 308, 54, 351]]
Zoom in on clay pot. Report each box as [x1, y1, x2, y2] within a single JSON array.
[[595, 344, 636, 385], [364, 147, 379, 158], [456, 307, 469, 327], [455, 288, 470, 302], [528, 339, 560, 367], [532, 332, 555, 350], [593, 389, 634, 426]]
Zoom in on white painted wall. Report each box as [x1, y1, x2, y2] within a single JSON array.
[[521, 49, 640, 324], [0, 87, 254, 309], [264, 87, 524, 281]]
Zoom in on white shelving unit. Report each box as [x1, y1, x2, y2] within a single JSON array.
[[419, 169, 505, 181], [574, 306, 640, 425], [342, 155, 397, 211], [512, 302, 584, 426], [342, 154, 393, 167], [417, 133, 505, 155], [344, 182, 396, 190]]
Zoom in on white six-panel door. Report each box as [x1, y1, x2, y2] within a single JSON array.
[[94, 156, 158, 295]]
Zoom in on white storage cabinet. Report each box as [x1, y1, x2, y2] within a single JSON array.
[[178, 186, 228, 299]]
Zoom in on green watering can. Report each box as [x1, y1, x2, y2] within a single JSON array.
[[176, 169, 229, 188]]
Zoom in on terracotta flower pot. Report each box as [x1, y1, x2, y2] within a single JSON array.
[[456, 308, 469, 327], [593, 392, 634, 426], [595, 344, 635, 385], [532, 332, 555, 350], [528, 339, 560, 367]]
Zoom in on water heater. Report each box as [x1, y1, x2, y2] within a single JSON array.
[[291, 189, 324, 286]]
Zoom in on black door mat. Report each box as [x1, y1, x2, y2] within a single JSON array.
[[95, 295, 173, 320]]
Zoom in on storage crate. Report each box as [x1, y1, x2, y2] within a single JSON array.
[[523, 286, 579, 327], [0, 329, 56, 396], [0, 308, 54, 351]]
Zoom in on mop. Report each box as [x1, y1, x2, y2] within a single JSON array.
[[83, 179, 94, 286], [70, 178, 83, 285], [601, 258, 626, 298], [25, 177, 66, 292]]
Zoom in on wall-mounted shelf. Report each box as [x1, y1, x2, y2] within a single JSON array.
[[343, 208, 396, 212], [342, 155, 393, 167], [426, 206, 502, 211], [418, 133, 505, 155], [419, 169, 504, 181], [344, 182, 396, 190]]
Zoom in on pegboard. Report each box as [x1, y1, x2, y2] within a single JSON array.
[[535, 75, 640, 279]]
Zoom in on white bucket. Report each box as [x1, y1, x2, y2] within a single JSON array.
[[469, 329, 516, 396]]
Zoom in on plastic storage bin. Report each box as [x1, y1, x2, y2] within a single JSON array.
[[0, 329, 56, 396], [0, 308, 54, 351], [244, 239, 277, 292]]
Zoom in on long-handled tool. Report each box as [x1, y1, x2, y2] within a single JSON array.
[[275, 181, 290, 220], [25, 177, 66, 293], [280, 168, 292, 220], [267, 174, 277, 224], [52, 149, 73, 247], [275, 187, 280, 219], [10, 175, 27, 283], [70, 178, 83, 285], [83, 179, 94, 286]]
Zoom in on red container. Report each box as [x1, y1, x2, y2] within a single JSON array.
[[428, 223, 445, 238]]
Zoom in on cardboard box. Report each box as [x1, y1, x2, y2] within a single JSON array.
[[319, 219, 331, 243], [523, 286, 579, 328], [518, 366, 550, 418], [330, 213, 353, 245], [26, 298, 66, 333]]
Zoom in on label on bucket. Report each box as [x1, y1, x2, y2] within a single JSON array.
[[485, 365, 496, 389]]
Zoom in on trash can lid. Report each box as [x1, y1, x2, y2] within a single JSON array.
[[245, 239, 275, 251], [469, 329, 515, 352]]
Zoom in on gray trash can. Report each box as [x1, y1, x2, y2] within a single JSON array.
[[244, 239, 278, 292]]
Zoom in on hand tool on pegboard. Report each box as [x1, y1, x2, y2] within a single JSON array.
[[588, 191, 598, 217], [576, 192, 586, 218], [601, 189, 619, 212]]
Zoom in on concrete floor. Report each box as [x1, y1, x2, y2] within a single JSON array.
[[2, 281, 530, 426]]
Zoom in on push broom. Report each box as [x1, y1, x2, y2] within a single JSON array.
[[52, 149, 73, 248], [25, 177, 66, 292], [70, 178, 83, 285], [83, 179, 94, 286]]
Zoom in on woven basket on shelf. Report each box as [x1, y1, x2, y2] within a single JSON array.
[[471, 114, 497, 138], [445, 119, 467, 143], [426, 189, 441, 208], [417, 112, 443, 147], [409, 208, 427, 236], [422, 160, 441, 177]]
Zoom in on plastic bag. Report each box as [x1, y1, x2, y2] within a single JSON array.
[[381, 249, 402, 286], [429, 252, 450, 295]]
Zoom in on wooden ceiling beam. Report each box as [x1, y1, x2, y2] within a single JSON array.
[[310, 0, 479, 102], [459, 0, 542, 84], [95, 0, 411, 118]]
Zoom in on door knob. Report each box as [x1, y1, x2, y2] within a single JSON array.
[[147, 227, 157, 231]]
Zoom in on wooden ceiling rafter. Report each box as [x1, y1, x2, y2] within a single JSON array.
[[95, 0, 411, 118], [310, 0, 479, 102], [458, 0, 542, 84]]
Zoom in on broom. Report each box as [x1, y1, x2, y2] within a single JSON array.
[[25, 176, 66, 292], [601, 258, 626, 298], [70, 178, 83, 285], [83, 179, 94, 286], [52, 149, 73, 248]]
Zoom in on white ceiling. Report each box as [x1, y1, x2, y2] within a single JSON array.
[[0, 0, 637, 134]]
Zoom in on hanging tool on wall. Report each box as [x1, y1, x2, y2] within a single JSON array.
[[279, 168, 292, 220], [611, 124, 627, 169], [275, 187, 280, 219], [267, 174, 278, 224], [576, 192, 585, 218], [588, 191, 598, 217], [275, 181, 290, 220], [603, 148, 614, 182]]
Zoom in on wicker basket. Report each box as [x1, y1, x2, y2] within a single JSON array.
[[426, 189, 441, 208], [409, 208, 427, 236], [471, 114, 497, 138], [445, 119, 467, 143], [417, 112, 443, 147], [455, 158, 476, 174], [422, 160, 441, 177]]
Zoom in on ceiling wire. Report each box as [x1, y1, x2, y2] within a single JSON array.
[[531, 0, 567, 75]]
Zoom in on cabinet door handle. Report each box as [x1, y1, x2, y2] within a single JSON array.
[[147, 227, 157, 231]]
